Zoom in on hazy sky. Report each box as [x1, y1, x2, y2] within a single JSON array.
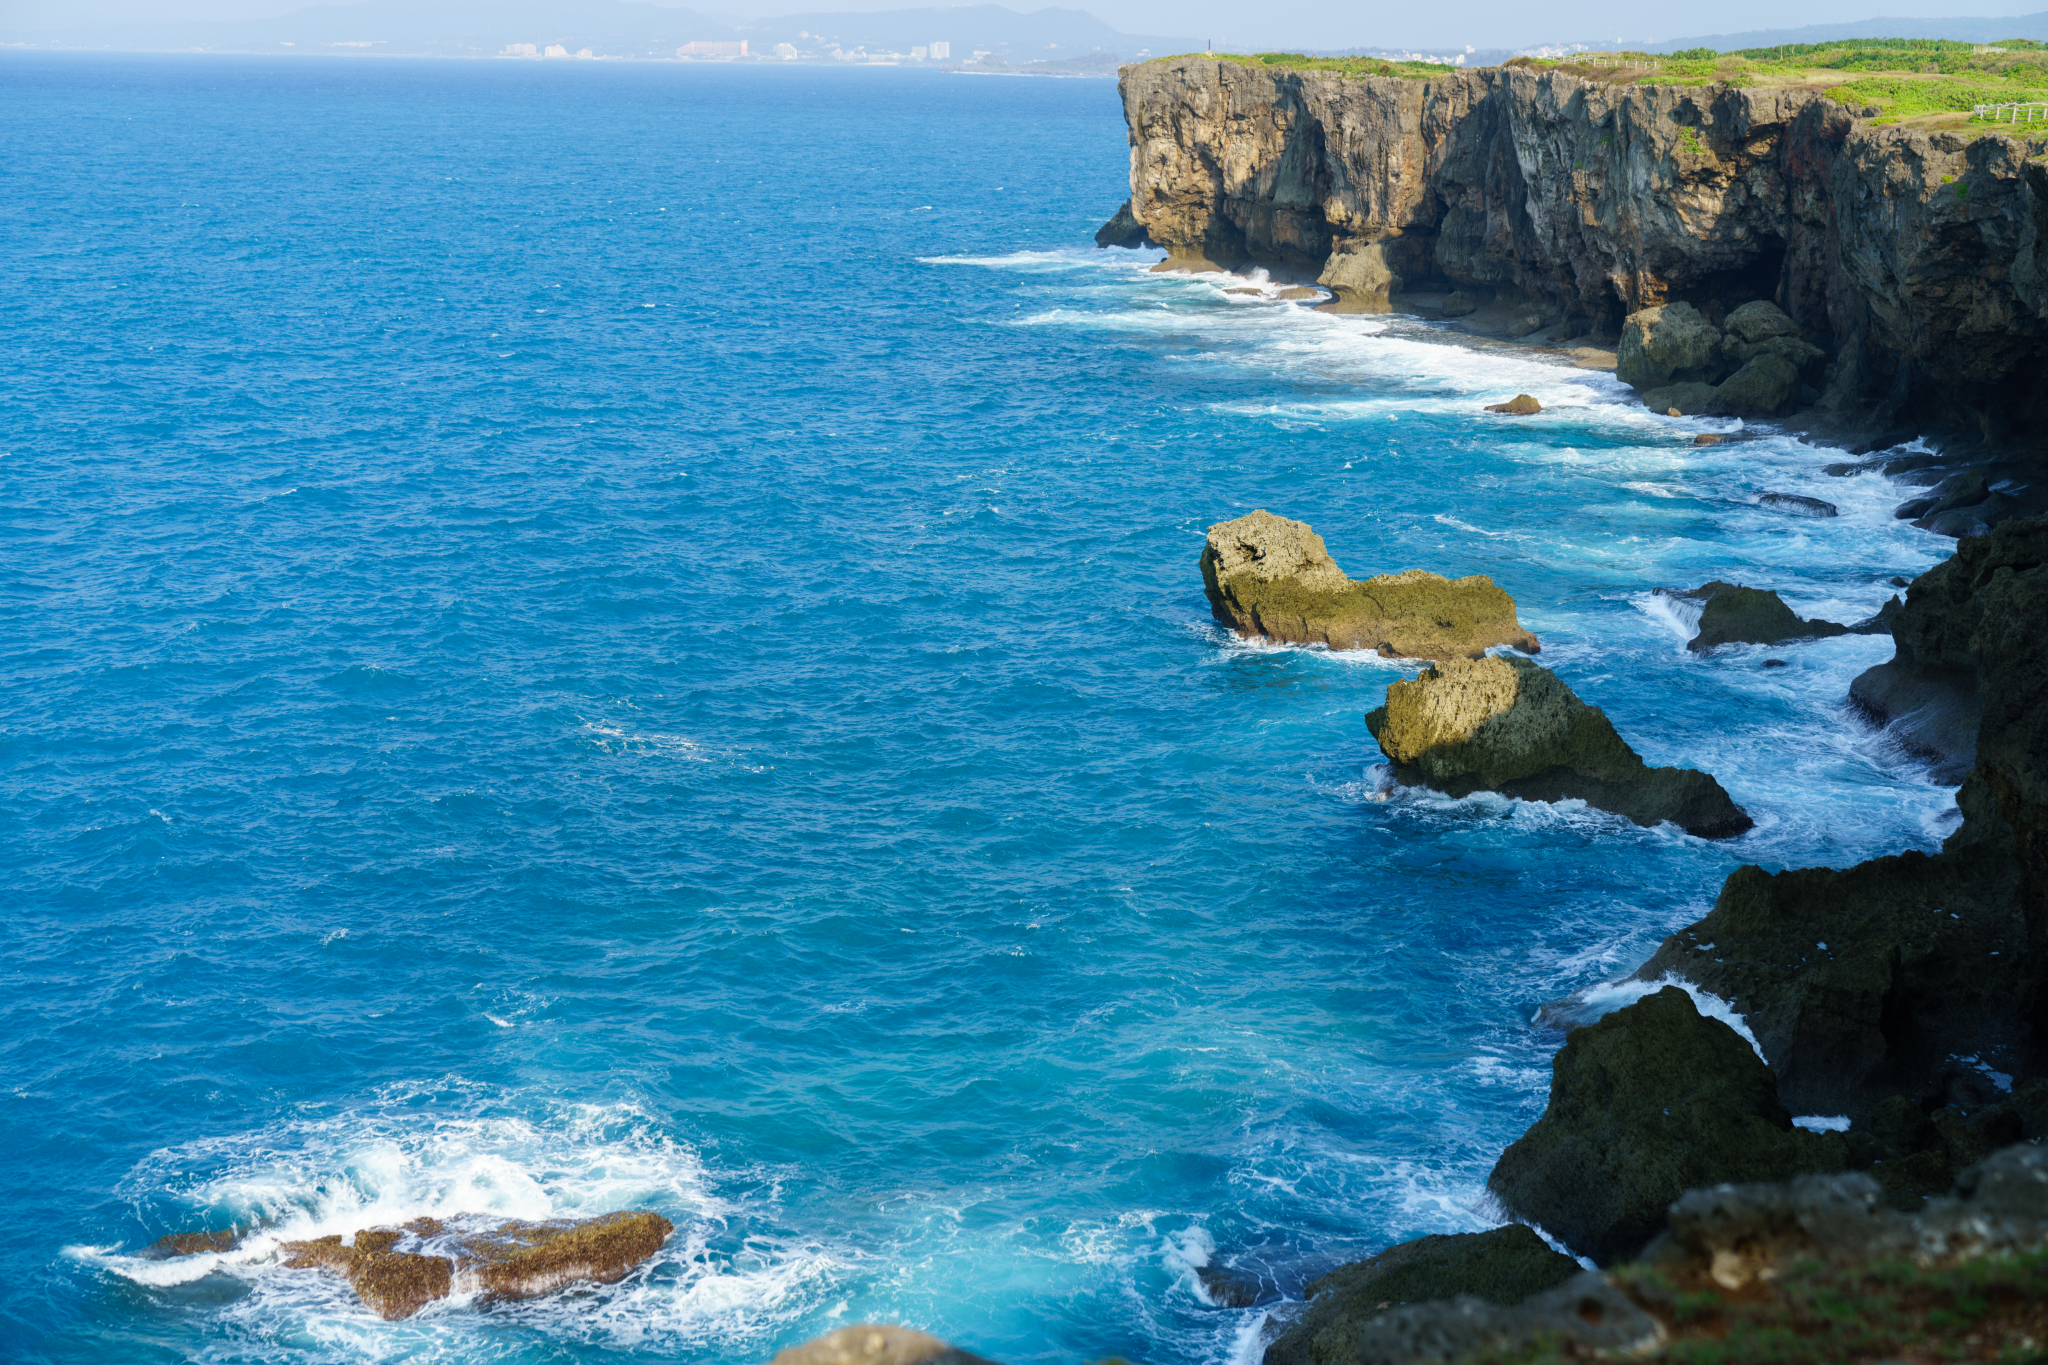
[[6, 0, 2043, 52]]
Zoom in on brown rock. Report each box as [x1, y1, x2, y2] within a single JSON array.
[[768, 1325, 1003, 1365], [279, 1210, 673, 1320], [1200, 509, 1539, 659], [145, 1229, 241, 1257], [1485, 394, 1541, 415]]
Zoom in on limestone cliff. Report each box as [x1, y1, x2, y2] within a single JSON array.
[[1112, 58, 2048, 449]]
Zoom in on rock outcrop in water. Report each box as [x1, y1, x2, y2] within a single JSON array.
[[276, 1211, 672, 1319], [769, 1325, 1001, 1365], [1639, 515, 2048, 1127], [1262, 1225, 1579, 1365], [1200, 510, 1540, 659], [1655, 580, 1889, 652], [1365, 655, 1752, 837], [1106, 56, 2048, 456], [1487, 987, 1847, 1265]]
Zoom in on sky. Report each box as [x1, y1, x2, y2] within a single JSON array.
[[3, 0, 2043, 54]]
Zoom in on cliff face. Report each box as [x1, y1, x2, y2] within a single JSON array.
[[1114, 58, 2048, 448]]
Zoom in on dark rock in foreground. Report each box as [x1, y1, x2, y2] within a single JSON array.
[[769, 1326, 1001, 1365], [1644, 515, 2048, 1124], [1487, 987, 1846, 1265], [1201, 510, 1540, 659], [276, 1210, 672, 1320], [1262, 1225, 1579, 1365], [1366, 656, 1751, 838]]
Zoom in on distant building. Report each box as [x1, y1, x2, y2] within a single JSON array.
[[543, 44, 569, 57], [774, 43, 798, 58], [677, 40, 748, 56], [576, 48, 594, 59], [929, 41, 949, 59], [911, 46, 927, 60], [502, 43, 537, 56]]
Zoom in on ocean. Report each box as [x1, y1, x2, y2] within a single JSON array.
[[0, 52, 1957, 1365]]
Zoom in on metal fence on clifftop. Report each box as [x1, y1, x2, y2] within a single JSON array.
[[1972, 101, 2048, 123]]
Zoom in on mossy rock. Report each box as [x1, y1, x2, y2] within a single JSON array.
[[769, 1325, 1003, 1365], [1487, 987, 1848, 1266], [1365, 656, 1751, 837], [1263, 1225, 1581, 1365], [1200, 510, 1539, 659]]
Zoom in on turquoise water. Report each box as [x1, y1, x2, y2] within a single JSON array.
[[0, 53, 1956, 1365]]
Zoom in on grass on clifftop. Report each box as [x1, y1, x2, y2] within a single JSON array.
[[1176, 38, 2048, 128]]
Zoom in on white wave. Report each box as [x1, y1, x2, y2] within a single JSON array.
[[1793, 1115, 1851, 1132], [1554, 975, 1766, 1061]]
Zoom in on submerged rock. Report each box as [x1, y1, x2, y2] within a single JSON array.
[[1487, 987, 1848, 1265], [1200, 510, 1540, 659], [145, 1229, 241, 1257], [1365, 656, 1751, 837], [1660, 581, 1862, 651], [1262, 1225, 1580, 1365], [1757, 492, 1837, 517], [279, 1211, 673, 1320], [1483, 394, 1541, 415], [769, 1325, 1001, 1365]]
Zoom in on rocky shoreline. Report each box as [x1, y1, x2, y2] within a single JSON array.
[[1101, 54, 2048, 537]]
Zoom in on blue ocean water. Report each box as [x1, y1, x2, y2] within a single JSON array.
[[0, 52, 1957, 1365]]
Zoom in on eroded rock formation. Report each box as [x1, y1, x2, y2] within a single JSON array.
[[1641, 515, 2048, 1123], [275, 1211, 673, 1320], [768, 1326, 1001, 1365], [1655, 580, 1890, 651], [1365, 655, 1752, 837], [1109, 57, 2048, 450], [1200, 510, 1540, 658], [1487, 987, 1846, 1265]]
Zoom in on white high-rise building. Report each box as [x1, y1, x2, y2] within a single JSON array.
[[543, 44, 569, 57], [911, 46, 928, 59], [929, 41, 949, 59]]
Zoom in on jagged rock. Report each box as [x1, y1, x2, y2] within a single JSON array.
[[144, 1229, 240, 1257], [1199, 510, 1540, 659], [1638, 519, 2048, 1122], [1094, 199, 1151, 249], [1439, 291, 1477, 317], [1365, 656, 1752, 837], [1706, 352, 1801, 416], [1617, 303, 1726, 390], [1487, 987, 1848, 1265], [768, 1326, 1001, 1365], [1318, 243, 1399, 311], [1757, 492, 1837, 516], [1637, 381, 1717, 416], [1262, 1225, 1580, 1365], [279, 1211, 673, 1320], [1658, 581, 1856, 652], [1198, 1262, 1273, 1307], [1484, 394, 1541, 415], [1721, 299, 1799, 344]]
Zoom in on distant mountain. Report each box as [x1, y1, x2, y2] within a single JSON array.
[[0, 0, 1192, 62], [1633, 11, 2048, 52]]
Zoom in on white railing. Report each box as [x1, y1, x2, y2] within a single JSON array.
[[1571, 56, 1657, 69], [1972, 101, 2048, 123]]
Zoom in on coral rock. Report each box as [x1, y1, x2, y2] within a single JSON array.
[[1484, 394, 1541, 415], [1200, 510, 1540, 659], [1365, 656, 1752, 837], [769, 1325, 1003, 1365]]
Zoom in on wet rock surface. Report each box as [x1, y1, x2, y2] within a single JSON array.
[[1644, 516, 2048, 1126], [276, 1210, 673, 1320], [1755, 492, 1837, 517], [1482, 394, 1540, 415], [1487, 987, 1847, 1266], [1262, 1225, 1579, 1365], [1366, 656, 1751, 837], [1657, 581, 1875, 651], [1200, 510, 1540, 659], [1092, 199, 1150, 250], [768, 1325, 1002, 1365]]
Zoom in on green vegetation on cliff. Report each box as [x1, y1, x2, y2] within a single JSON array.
[[1165, 38, 2048, 127]]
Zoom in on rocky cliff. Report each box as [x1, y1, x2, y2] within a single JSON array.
[[1110, 58, 2048, 451]]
